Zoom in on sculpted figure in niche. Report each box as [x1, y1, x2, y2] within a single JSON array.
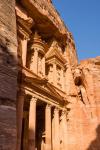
[[57, 65, 62, 88], [38, 53, 43, 76], [57, 66, 61, 81], [48, 65, 53, 83]]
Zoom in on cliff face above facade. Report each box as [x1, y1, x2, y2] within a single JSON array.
[[21, 0, 67, 35]]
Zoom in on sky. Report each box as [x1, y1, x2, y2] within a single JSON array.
[[53, 0, 100, 61]]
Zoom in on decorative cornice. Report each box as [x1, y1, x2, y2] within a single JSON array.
[[15, 4, 34, 28], [23, 76, 65, 106]]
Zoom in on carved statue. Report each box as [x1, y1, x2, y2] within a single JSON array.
[[38, 53, 43, 76]]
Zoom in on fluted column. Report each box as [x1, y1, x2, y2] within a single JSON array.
[[45, 104, 52, 150], [21, 39, 28, 66], [53, 108, 60, 150], [61, 110, 68, 150], [30, 48, 38, 74], [28, 97, 37, 150]]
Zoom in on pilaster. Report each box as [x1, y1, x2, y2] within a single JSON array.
[[17, 89, 25, 150], [21, 38, 28, 66]]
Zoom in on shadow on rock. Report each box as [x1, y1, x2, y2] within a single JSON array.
[[87, 125, 100, 150]]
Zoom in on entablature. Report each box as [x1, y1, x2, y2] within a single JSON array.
[[23, 76, 67, 107], [23, 86, 66, 110]]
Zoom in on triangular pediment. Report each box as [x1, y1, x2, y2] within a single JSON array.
[[24, 76, 65, 102], [45, 40, 66, 64]]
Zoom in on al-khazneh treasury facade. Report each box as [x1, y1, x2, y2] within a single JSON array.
[[0, 0, 100, 150]]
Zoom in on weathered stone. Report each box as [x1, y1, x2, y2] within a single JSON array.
[[67, 57, 100, 149], [0, 0, 17, 149], [0, 105, 16, 150], [0, 0, 100, 150]]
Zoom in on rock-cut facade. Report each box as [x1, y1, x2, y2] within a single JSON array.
[[0, 0, 100, 150]]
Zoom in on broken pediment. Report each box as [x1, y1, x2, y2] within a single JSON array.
[[45, 40, 66, 64], [16, 4, 34, 28], [16, 4, 34, 39]]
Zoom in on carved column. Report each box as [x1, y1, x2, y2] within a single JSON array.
[[60, 111, 68, 150], [53, 108, 60, 150], [21, 38, 28, 66], [17, 89, 25, 150], [45, 104, 52, 150], [30, 48, 38, 74], [53, 63, 57, 86], [30, 32, 45, 75], [28, 97, 37, 150]]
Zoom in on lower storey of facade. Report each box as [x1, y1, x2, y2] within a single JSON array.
[[17, 87, 68, 150]]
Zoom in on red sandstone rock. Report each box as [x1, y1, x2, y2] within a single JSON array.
[[0, 0, 100, 149]]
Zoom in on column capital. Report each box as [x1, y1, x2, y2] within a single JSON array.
[[60, 110, 67, 121], [31, 97, 38, 102], [46, 103, 52, 109], [23, 35, 29, 40], [62, 110, 67, 115], [54, 107, 60, 113]]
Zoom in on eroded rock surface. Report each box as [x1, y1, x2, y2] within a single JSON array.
[[67, 57, 100, 150], [0, 0, 100, 150], [0, 0, 17, 149]]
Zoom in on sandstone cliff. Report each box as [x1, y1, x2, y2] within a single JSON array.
[[0, 0, 100, 150], [67, 56, 100, 150], [0, 0, 17, 149]]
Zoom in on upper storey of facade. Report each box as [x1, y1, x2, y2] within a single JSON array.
[[16, 0, 78, 93]]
